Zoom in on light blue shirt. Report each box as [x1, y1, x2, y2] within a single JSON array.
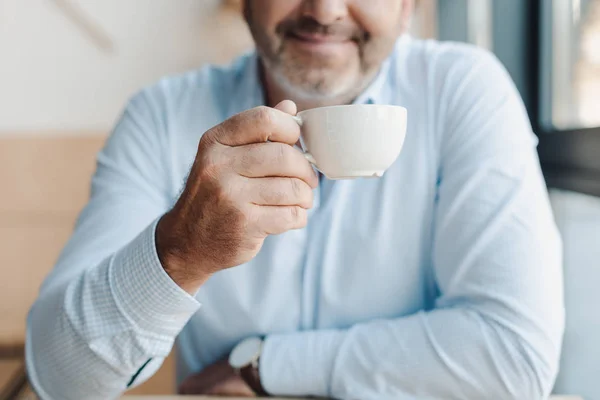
[[26, 36, 564, 400]]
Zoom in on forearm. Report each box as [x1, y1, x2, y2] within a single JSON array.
[[261, 306, 562, 400], [26, 221, 200, 400]]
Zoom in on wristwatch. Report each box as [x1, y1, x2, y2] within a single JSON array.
[[229, 336, 269, 396]]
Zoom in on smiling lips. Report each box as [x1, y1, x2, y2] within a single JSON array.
[[287, 30, 357, 54], [291, 30, 352, 43]]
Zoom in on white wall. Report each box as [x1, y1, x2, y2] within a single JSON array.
[[0, 0, 253, 133], [0, 0, 437, 134]]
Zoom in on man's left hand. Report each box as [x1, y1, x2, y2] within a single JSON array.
[[178, 358, 256, 397]]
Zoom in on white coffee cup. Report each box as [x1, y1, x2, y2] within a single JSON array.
[[293, 104, 408, 179]]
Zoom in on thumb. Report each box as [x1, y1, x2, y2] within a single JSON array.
[[274, 99, 298, 116]]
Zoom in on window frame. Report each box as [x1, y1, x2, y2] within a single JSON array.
[[437, 0, 600, 198], [531, 0, 600, 197]]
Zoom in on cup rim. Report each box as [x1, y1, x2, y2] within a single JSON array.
[[297, 104, 407, 117]]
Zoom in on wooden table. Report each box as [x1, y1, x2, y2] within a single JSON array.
[[123, 397, 310, 400], [123, 397, 313, 400], [1, 390, 587, 399], [0, 359, 27, 399], [122, 397, 583, 400], [0, 368, 584, 400]]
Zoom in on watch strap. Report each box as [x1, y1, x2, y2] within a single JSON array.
[[239, 362, 268, 396]]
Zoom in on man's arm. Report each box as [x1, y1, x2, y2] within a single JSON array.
[[26, 89, 201, 400], [258, 49, 564, 400], [26, 93, 317, 399]]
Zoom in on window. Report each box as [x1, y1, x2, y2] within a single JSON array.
[[437, 0, 600, 197], [541, 0, 600, 130], [536, 0, 600, 197]]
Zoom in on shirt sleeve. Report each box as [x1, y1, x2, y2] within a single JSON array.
[[25, 89, 201, 400], [259, 49, 565, 400]]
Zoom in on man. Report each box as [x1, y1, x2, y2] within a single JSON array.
[[26, 0, 564, 399]]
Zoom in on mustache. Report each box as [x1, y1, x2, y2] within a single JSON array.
[[276, 16, 369, 43]]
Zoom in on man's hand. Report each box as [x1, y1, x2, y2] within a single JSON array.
[[156, 100, 318, 293], [178, 359, 255, 397]]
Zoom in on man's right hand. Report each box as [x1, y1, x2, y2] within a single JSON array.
[[156, 100, 318, 294]]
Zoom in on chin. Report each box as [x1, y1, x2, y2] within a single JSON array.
[[276, 69, 362, 101], [284, 79, 356, 102]]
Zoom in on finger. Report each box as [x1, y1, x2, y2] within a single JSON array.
[[253, 205, 308, 236], [209, 105, 301, 147], [229, 142, 319, 188], [208, 377, 256, 397], [245, 177, 314, 209], [178, 377, 208, 395], [274, 99, 297, 116], [177, 360, 231, 395], [274, 100, 302, 148]]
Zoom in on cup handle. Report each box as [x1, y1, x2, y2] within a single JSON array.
[[292, 115, 317, 166], [303, 152, 317, 165]]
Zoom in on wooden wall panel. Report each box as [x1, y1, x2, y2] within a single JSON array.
[[0, 135, 105, 213], [0, 135, 176, 394], [0, 135, 105, 343]]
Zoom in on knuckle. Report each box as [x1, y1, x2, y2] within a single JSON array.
[[197, 132, 213, 151], [254, 207, 277, 236], [289, 205, 299, 220], [274, 143, 288, 165], [196, 138, 229, 173], [196, 160, 220, 184], [255, 106, 275, 140], [222, 145, 238, 170], [263, 181, 285, 205], [288, 205, 301, 221], [196, 148, 227, 183], [198, 142, 225, 171], [289, 177, 302, 198], [287, 175, 313, 209], [239, 144, 260, 171], [256, 106, 274, 124], [291, 206, 307, 228], [273, 142, 295, 170], [204, 122, 231, 145], [239, 150, 253, 172], [299, 182, 314, 208]]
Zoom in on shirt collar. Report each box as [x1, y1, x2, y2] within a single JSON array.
[[354, 34, 410, 105], [353, 55, 392, 105]]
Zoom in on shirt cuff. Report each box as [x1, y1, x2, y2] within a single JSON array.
[[260, 330, 344, 397], [110, 218, 201, 337]]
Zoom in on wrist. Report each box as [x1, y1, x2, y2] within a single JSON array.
[[110, 220, 201, 335], [229, 336, 269, 396], [156, 212, 211, 294]]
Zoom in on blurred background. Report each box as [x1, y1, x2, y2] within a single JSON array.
[[0, 0, 599, 398]]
